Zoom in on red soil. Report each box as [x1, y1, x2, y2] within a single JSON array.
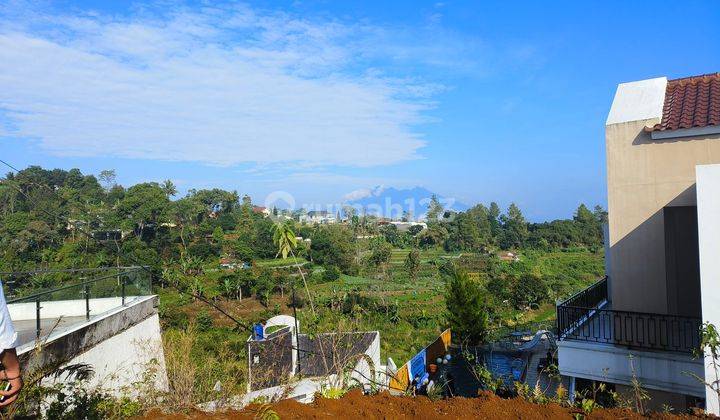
[[144, 389, 713, 419]]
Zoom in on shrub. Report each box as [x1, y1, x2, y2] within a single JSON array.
[[323, 265, 341, 282], [196, 310, 214, 330], [287, 293, 306, 309], [509, 274, 548, 309], [252, 268, 276, 307], [404, 249, 420, 281]]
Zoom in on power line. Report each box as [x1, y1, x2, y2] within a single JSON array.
[[0, 164, 249, 327], [0, 160, 399, 392]]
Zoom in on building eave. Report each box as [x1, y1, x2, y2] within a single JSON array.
[[650, 125, 720, 140]]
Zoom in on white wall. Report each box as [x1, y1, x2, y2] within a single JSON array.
[[559, 341, 704, 398], [350, 332, 381, 387], [44, 314, 168, 397], [696, 164, 720, 414]]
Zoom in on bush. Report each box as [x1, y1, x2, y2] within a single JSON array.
[[486, 276, 511, 303], [233, 239, 255, 262], [287, 293, 306, 308], [252, 268, 276, 307], [509, 274, 548, 309], [323, 265, 341, 282], [196, 310, 214, 330]]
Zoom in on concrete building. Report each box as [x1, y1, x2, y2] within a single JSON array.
[[388, 221, 427, 233], [557, 73, 720, 414], [300, 210, 337, 224]]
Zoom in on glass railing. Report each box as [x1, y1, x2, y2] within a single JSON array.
[[3, 267, 152, 341]]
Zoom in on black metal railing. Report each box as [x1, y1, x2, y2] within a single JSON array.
[[557, 306, 701, 353], [4, 266, 152, 340], [559, 276, 608, 309], [556, 277, 701, 354], [556, 277, 607, 336]]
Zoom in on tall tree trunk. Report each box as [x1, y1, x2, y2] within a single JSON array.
[[290, 248, 315, 316]]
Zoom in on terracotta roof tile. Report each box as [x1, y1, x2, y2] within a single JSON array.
[[645, 73, 720, 132]]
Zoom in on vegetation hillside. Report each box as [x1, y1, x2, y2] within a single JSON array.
[[0, 166, 606, 415]]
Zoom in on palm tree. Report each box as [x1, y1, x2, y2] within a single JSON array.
[[272, 220, 315, 315], [273, 220, 297, 259], [161, 179, 177, 198]]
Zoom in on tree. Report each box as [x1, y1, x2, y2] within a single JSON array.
[[445, 269, 491, 345], [444, 211, 484, 252], [488, 201, 501, 241], [408, 224, 424, 236], [272, 220, 315, 315], [272, 220, 297, 259], [574, 203, 604, 250], [187, 242, 219, 260], [252, 268, 276, 307], [98, 169, 116, 192], [509, 274, 548, 309], [233, 239, 255, 262], [252, 217, 277, 259], [693, 323, 720, 408], [498, 203, 528, 249], [161, 179, 177, 198], [237, 195, 255, 238], [342, 205, 356, 220], [368, 237, 392, 268], [426, 194, 444, 222], [380, 224, 402, 247], [217, 271, 254, 300], [311, 225, 357, 274], [404, 248, 420, 281], [212, 226, 224, 244], [417, 224, 448, 248], [170, 197, 205, 254], [117, 182, 170, 238], [323, 265, 341, 282], [187, 188, 240, 214]]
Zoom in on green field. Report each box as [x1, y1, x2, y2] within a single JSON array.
[[254, 256, 306, 267], [300, 248, 603, 363], [157, 247, 603, 373]]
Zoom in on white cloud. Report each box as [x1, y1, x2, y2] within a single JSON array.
[[342, 184, 387, 201], [343, 188, 373, 201], [0, 3, 439, 168]]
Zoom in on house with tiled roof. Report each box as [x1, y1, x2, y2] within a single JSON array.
[[556, 73, 720, 414], [252, 206, 271, 217]]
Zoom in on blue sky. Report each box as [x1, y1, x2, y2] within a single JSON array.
[[1, 1, 719, 221]]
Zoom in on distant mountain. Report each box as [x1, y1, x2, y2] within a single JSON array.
[[343, 186, 469, 220]]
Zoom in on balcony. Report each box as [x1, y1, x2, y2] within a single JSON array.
[[556, 277, 702, 354], [556, 277, 705, 398]]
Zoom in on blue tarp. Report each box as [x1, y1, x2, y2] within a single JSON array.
[[486, 353, 526, 386], [410, 349, 426, 379], [253, 323, 264, 340]]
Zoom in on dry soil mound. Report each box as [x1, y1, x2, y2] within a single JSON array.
[[144, 389, 713, 419]]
